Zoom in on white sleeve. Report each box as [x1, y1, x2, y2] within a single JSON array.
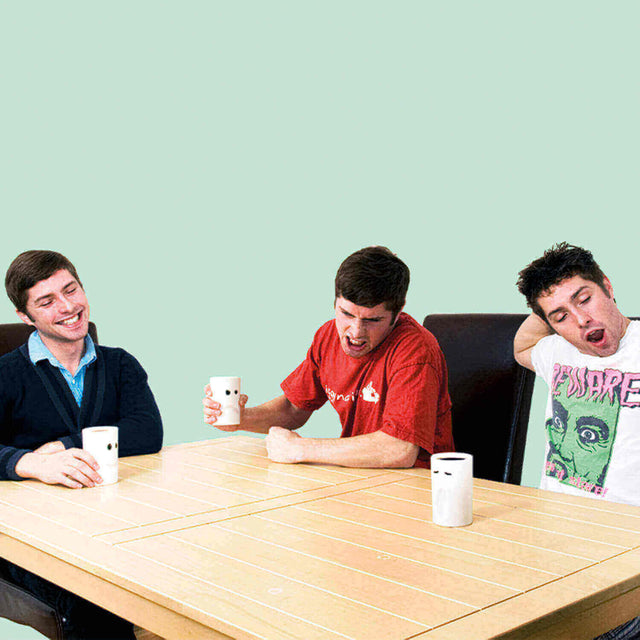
[[530, 334, 560, 385]]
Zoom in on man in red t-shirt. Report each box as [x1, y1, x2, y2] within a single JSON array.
[[204, 246, 454, 468]]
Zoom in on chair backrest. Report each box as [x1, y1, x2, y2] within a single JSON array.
[[0, 322, 99, 357], [423, 314, 535, 484]]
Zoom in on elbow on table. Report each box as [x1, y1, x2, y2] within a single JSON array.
[[142, 419, 164, 454], [385, 443, 419, 469], [124, 424, 163, 456], [148, 428, 163, 454]]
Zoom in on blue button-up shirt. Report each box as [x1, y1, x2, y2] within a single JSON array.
[[28, 332, 97, 406]]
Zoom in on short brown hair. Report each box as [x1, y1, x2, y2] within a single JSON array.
[[516, 242, 608, 320], [335, 246, 410, 318], [5, 250, 83, 314]]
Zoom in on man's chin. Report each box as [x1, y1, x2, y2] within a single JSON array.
[[579, 340, 619, 358], [49, 325, 89, 343], [595, 344, 619, 357]]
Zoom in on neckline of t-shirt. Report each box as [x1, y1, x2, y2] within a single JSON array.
[[619, 318, 639, 351]]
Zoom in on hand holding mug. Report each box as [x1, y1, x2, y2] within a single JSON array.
[[203, 377, 247, 431]]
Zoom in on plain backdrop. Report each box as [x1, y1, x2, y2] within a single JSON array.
[[1, 2, 638, 637]]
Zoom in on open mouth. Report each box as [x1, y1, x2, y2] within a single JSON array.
[[346, 336, 367, 350], [586, 328, 605, 344], [57, 311, 82, 327]]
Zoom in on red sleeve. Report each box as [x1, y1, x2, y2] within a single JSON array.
[[280, 340, 328, 412], [379, 361, 444, 453]]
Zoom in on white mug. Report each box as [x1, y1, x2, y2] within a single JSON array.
[[82, 426, 119, 485], [209, 376, 241, 426], [431, 453, 473, 527]]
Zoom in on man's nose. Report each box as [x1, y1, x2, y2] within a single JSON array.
[[350, 319, 366, 336], [57, 296, 75, 313], [574, 308, 592, 326]]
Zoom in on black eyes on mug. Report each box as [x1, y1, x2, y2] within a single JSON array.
[[106, 443, 118, 451], [225, 390, 239, 395]]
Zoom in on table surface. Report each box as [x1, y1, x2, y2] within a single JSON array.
[[1, 436, 640, 640]]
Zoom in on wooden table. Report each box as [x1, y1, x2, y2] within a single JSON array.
[[1, 436, 640, 640]]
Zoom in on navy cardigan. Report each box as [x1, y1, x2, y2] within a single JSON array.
[[0, 343, 163, 480]]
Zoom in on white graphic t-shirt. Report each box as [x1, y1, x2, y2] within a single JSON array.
[[531, 321, 640, 505]]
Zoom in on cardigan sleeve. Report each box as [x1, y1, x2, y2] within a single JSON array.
[[113, 350, 163, 456], [0, 447, 32, 481], [0, 363, 32, 480]]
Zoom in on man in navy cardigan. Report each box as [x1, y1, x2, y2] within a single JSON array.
[[0, 250, 163, 639]]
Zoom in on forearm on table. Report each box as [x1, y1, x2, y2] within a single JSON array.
[[243, 394, 312, 434], [2, 440, 65, 481], [285, 430, 419, 468], [2, 447, 32, 481], [14, 451, 44, 480]]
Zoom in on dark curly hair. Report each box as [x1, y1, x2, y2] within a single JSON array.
[[516, 242, 608, 319], [335, 246, 410, 319]]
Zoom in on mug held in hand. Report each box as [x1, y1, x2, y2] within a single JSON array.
[[82, 426, 119, 486], [209, 376, 241, 426]]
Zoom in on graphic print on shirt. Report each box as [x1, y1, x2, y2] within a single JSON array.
[[545, 364, 623, 495], [362, 381, 380, 404], [324, 381, 381, 405]]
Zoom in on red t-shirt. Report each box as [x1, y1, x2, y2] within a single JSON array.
[[281, 313, 454, 467]]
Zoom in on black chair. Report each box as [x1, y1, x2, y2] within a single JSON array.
[[423, 314, 535, 484], [0, 321, 98, 640]]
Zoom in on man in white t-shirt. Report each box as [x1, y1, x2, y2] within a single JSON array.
[[514, 242, 640, 640]]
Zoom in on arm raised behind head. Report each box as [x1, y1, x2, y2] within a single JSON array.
[[514, 313, 554, 371]]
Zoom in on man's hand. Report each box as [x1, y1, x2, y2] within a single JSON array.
[[266, 427, 303, 464], [203, 384, 248, 432], [15, 449, 102, 489], [33, 440, 66, 455]]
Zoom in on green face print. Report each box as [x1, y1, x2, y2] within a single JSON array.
[[545, 375, 621, 492]]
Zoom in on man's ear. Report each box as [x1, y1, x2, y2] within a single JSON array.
[[16, 310, 34, 327], [603, 276, 615, 299], [392, 304, 405, 326]]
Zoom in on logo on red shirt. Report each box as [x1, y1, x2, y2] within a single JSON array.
[[362, 381, 380, 404], [324, 380, 380, 405]]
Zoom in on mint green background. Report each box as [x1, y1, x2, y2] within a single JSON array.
[[1, 2, 638, 637]]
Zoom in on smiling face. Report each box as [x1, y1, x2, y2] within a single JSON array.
[[17, 269, 90, 349], [536, 275, 629, 357], [334, 296, 399, 358]]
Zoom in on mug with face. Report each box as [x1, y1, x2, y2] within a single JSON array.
[[82, 426, 119, 485], [431, 453, 473, 527], [209, 376, 241, 426]]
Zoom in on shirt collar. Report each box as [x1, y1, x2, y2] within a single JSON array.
[[28, 331, 97, 375]]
